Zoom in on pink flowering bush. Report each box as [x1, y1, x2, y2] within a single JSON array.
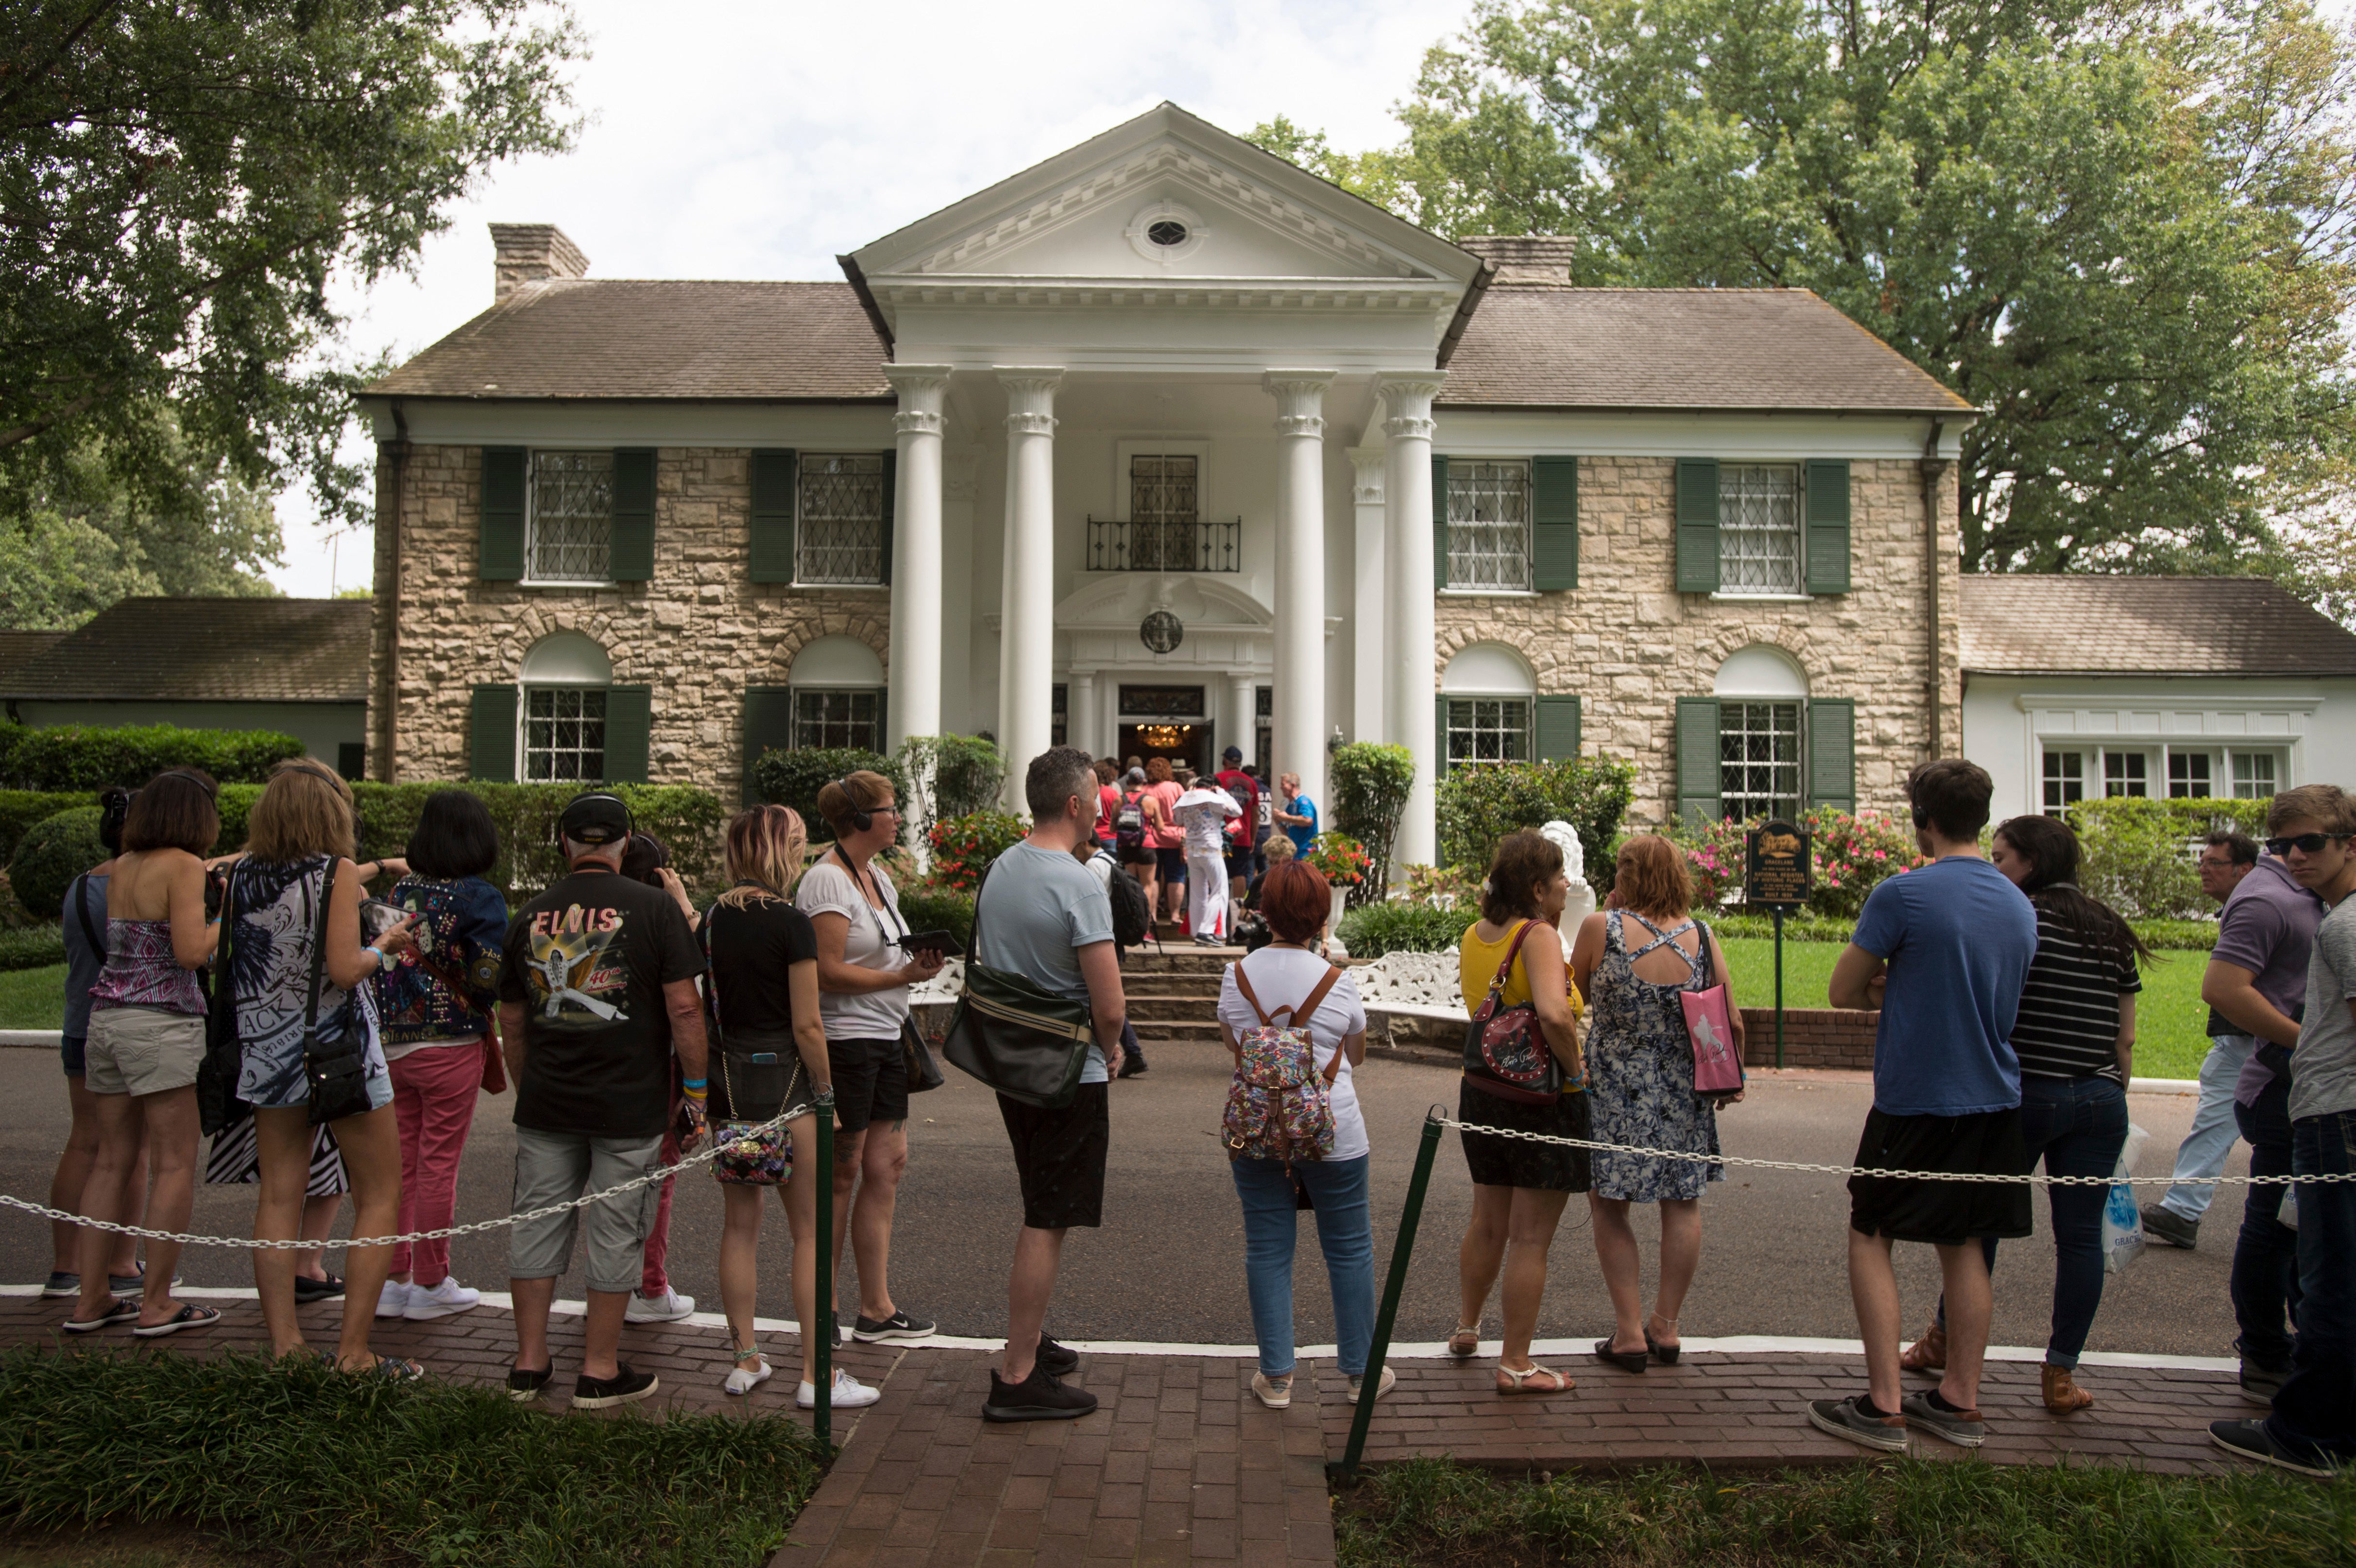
[[1667, 806, 1926, 918]]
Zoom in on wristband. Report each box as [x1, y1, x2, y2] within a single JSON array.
[[681, 1077, 708, 1090], [682, 1085, 709, 1100]]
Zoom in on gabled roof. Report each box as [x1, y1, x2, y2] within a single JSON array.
[[1441, 287, 1972, 414], [1959, 576, 2356, 677], [365, 280, 891, 402], [0, 631, 66, 681], [1, 598, 370, 703]]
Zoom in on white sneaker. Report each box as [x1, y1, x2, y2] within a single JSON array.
[[375, 1280, 413, 1320], [403, 1277, 481, 1320], [725, 1350, 774, 1397], [798, 1368, 882, 1409], [625, 1288, 696, 1323]]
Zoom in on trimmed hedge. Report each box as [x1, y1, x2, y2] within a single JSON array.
[[9, 808, 106, 920], [0, 927, 67, 971], [898, 885, 977, 951], [1707, 911, 2218, 952], [1337, 900, 1480, 959], [1436, 757, 1636, 898], [0, 790, 95, 862], [750, 748, 909, 845], [0, 722, 305, 790], [2073, 796, 2267, 920]]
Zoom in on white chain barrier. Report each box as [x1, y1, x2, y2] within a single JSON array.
[[1436, 1114, 2356, 1187], [0, 1100, 814, 1251]]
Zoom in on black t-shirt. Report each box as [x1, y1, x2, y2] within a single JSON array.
[[703, 894, 819, 1038], [500, 867, 704, 1138]]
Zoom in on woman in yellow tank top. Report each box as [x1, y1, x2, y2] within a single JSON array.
[[1449, 830, 1589, 1397]]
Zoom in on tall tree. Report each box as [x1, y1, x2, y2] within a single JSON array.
[[0, 0, 583, 532], [1249, 0, 2356, 584]]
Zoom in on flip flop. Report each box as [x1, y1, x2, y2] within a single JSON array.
[[133, 1303, 221, 1338], [344, 1356, 424, 1381], [62, 1299, 139, 1334]]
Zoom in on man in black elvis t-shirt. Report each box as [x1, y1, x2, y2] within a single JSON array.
[[495, 792, 707, 1410]]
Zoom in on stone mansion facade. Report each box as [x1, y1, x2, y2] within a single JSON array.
[[362, 103, 1971, 867]]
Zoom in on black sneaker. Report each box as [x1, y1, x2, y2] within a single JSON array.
[[2140, 1205, 2199, 1250], [983, 1363, 1098, 1423], [853, 1309, 936, 1343], [2211, 1418, 2337, 1479], [506, 1365, 554, 1403], [1118, 1057, 1149, 1079], [1036, 1331, 1079, 1378], [1804, 1393, 1908, 1453], [573, 1364, 659, 1410], [2241, 1361, 2292, 1406], [1900, 1390, 1987, 1448]]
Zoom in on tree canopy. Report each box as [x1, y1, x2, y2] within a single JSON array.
[[1, 0, 583, 539], [1249, 0, 2356, 608]]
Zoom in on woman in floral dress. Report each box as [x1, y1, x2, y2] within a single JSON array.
[[1569, 835, 1743, 1374]]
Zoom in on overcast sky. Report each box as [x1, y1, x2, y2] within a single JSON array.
[[276, 0, 1468, 595]]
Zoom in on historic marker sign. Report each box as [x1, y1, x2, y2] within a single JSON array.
[[1745, 819, 1812, 910]]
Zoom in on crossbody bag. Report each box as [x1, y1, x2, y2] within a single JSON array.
[[302, 859, 376, 1126], [940, 860, 1096, 1108]]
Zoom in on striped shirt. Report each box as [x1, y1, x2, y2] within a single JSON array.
[[2013, 906, 2141, 1082]]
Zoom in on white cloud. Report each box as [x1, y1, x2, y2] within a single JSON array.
[[278, 0, 1464, 595]]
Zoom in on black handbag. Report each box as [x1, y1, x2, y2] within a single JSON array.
[[1461, 920, 1565, 1107], [699, 903, 811, 1124], [940, 862, 1097, 1108], [903, 1013, 945, 1094], [302, 859, 376, 1126], [196, 873, 250, 1137]]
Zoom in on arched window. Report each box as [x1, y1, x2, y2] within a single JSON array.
[[1675, 645, 1850, 822], [1437, 643, 1579, 773], [519, 632, 613, 783], [787, 635, 886, 752]]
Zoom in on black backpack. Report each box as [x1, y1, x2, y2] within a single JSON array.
[[1095, 849, 1153, 949]]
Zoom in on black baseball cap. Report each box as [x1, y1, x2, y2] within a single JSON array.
[[1222, 746, 1244, 764], [559, 791, 633, 846]]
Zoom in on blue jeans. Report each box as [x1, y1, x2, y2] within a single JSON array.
[[2232, 1077, 2302, 1370], [1230, 1155, 1375, 1378], [2158, 1035, 2256, 1222], [1996, 1075, 2129, 1368], [2267, 1111, 2356, 1464]]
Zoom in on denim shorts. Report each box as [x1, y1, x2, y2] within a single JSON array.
[[60, 1032, 86, 1076]]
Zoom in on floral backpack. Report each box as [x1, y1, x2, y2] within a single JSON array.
[[1221, 961, 1347, 1160]]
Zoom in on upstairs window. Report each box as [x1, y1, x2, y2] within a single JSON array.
[[529, 450, 614, 582], [1718, 464, 1802, 595], [1444, 460, 1532, 591], [797, 453, 888, 584]]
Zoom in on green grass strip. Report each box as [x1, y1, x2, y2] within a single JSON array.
[[1336, 1456, 2356, 1568], [0, 1346, 828, 1567]]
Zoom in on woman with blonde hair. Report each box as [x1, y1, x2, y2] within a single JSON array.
[[227, 759, 418, 1374], [1571, 834, 1741, 1374], [707, 804, 880, 1408]]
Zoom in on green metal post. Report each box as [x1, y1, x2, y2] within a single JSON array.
[[1773, 905, 1786, 1071], [813, 1090, 836, 1449], [1331, 1107, 1445, 1484]]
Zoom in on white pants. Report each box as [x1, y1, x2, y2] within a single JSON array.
[[1186, 851, 1229, 941]]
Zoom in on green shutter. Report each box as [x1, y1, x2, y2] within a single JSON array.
[[872, 685, 889, 752], [1674, 458, 1720, 594], [1432, 453, 1450, 590], [877, 449, 897, 587], [610, 448, 655, 582], [742, 685, 795, 803], [1805, 460, 1852, 594], [1435, 693, 1451, 778], [750, 450, 797, 583], [1675, 697, 1723, 824], [1532, 456, 1578, 591], [1808, 698, 1856, 812], [479, 448, 526, 581], [1536, 695, 1581, 762], [469, 684, 517, 782], [603, 685, 652, 784]]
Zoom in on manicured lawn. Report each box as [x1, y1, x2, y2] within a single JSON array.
[[1719, 937, 2211, 1080], [0, 965, 66, 1031]]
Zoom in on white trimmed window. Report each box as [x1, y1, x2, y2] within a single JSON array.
[[1446, 698, 1532, 767], [2233, 750, 2281, 799], [519, 631, 612, 782], [528, 450, 613, 582], [1719, 464, 1803, 595], [1445, 460, 1532, 591], [2103, 750, 2150, 798], [1721, 700, 1802, 820], [793, 690, 881, 751], [796, 453, 887, 584], [2043, 749, 2086, 815]]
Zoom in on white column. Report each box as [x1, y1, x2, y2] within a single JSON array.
[[1069, 669, 1096, 758], [1347, 446, 1387, 749], [996, 369, 1062, 807], [1379, 373, 1445, 874], [884, 365, 951, 750], [1263, 371, 1335, 808], [1228, 672, 1258, 775]]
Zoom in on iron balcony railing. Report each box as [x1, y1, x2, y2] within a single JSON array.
[[1085, 516, 1243, 573]]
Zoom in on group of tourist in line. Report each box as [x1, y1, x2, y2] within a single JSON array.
[[34, 745, 2356, 1474], [1097, 749, 1315, 947]]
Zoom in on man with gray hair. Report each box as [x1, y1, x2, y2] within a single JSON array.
[[2142, 829, 2263, 1248], [498, 791, 707, 1410]]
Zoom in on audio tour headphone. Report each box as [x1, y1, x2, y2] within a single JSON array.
[[555, 790, 636, 844], [833, 778, 873, 835]]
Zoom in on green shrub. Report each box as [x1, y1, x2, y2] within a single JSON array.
[[1436, 756, 1636, 895], [2073, 796, 2267, 920], [0, 721, 305, 790], [9, 808, 106, 920], [1705, 912, 2216, 951], [1329, 743, 1415, 890], [1338, 899, 1480, 959], [749, 747, 909, 844], [899, 734, 1007, 835], [925, 811, 1027, 893], [0, 928, 66, 969], [1666, 806, 1925, 918], [0, 790, 100, 861], [898, 884, 977, 950]]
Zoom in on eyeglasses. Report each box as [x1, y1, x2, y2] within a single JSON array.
[[2266, 833, 2346, 856]]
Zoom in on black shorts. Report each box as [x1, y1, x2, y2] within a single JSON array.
[[1225, 848, 1254, 882], [997, 1083, 1110, 1230], [1117, 842, 1156, 867], [1458, 1079, 1591, 1193], [829, 1034, 909, 1134], [1155, 847, 1186, 882], [1847, 1106, 2032, 1246]]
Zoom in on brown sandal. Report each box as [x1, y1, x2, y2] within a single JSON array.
[[2041, 1364, 2094, 1413], [1900, 1321, 1946, 1373], [1447, 1324, 1480, 1359]]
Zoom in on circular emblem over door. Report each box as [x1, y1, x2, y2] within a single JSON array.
[[1140, 610, 1184, 655]]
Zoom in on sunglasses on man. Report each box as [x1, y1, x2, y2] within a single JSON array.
[[2266, 833, 2350, 856]]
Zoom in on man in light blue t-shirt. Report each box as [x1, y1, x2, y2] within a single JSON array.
[[968, 746, 1128, 1425], [1808, 759, 2037, 1457]]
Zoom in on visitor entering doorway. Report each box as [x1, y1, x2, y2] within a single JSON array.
[[1118, 722, 1208, 780]]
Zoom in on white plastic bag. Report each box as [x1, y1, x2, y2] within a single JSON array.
[[2101, 1122, 2151, 1276]]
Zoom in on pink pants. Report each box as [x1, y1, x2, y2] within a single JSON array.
[[387, 1040, 483, 1285], [640, 1075, 683, 1297]]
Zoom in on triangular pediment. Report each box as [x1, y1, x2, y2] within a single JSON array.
[[851, 103, 1481, 291]]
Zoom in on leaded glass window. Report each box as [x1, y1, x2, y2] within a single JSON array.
[[528, 451, 613, 582], [794, 689, 880, 751], [1720, 701, 1800, 820], [524, 687, 606, 782], [1128, 456, 1199, 573], [797, 454, 887, 584], [1445, 460, 1532, 591], [1718, 464, 1803, 595], [1446, 698, 1531, 767]]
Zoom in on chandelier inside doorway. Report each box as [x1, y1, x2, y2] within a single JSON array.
[[1136, 723, 1189, 749]]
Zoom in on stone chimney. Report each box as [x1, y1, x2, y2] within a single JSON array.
[[1458, 235, 1578, 286], [489, 223, 589, 302]]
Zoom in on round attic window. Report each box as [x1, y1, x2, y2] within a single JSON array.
[[1145, 219, 1189, 248]]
